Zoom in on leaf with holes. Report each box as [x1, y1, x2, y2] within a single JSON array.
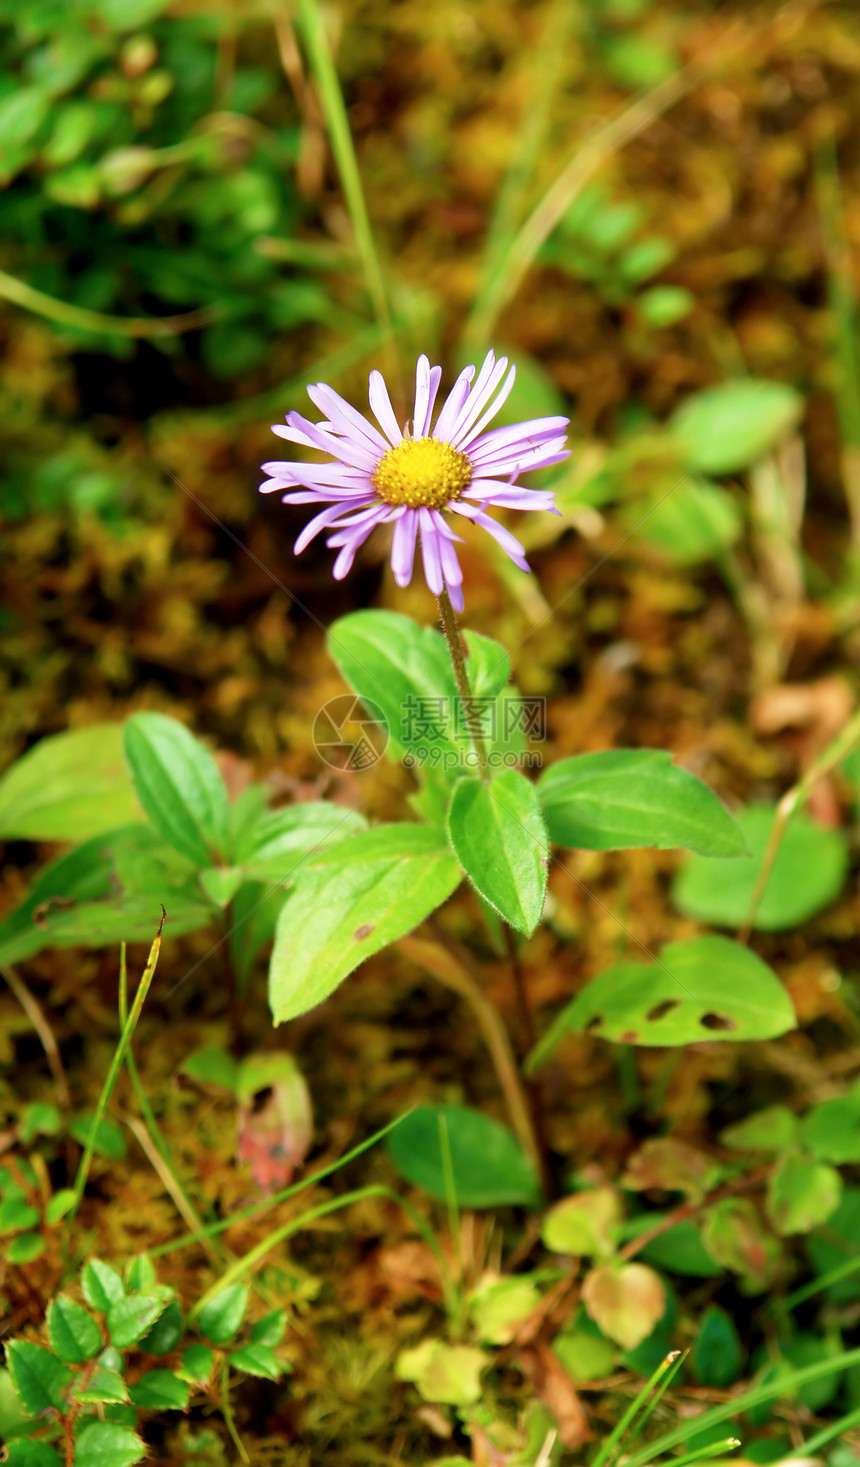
[[388, 1103, 542, 1208], [672, 804, 849, 931], [447, 770, 548, 934], [123, 712, 230, 866], [268, 825, 461, 1023], [538, 750, 745, 856], [527, 936, 795, 1066]]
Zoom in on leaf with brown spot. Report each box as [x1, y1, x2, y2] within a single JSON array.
[[581, 1263, 666, 1350]]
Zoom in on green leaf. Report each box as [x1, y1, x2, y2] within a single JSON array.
[[720, 1105, 799, 1153], [328, 609, 460, 765], [463, 631, 511, 699], [669, 380, 804, 475], [196, 1283, 249, 1345], [541, 1188, 621, 1258], [82, 1259, 126, 1312], [250, 1310, 287, 1347], [73, 1368, 129, 1405], [123, 712, 230, 866], [8, 1233, 46, 1264], [199, 866, 244, 907], [228, 1343, 282, 1380], [177, 1344, 214, 1383], [469, 1277, 542, 1345], [807, 1187, 860, 1302], [387, 1103, 541, 1208], [538, 750, 745, 855], [581, 1263, 666, 1350], [447, 771, 548, 934], [6, 1340, 73, 1416], [19, 1103, 62, 1143], [124, 1254, 156, 1291], [395, 1340, 488, 1406], [672, 804, 849, 931], [631, 480, 742, 564], [107, 1287, 173, 1348], [181, 1047, 240, 1091], [801, 1094, 860, 1163], [766, 1153, 842, 1235], [634, 1220, 722, 1277], [47, 1296, 102, 1362], [0, 1197, 41, 1234], [0, 724, 142, 841], [268, 825, 461, 1024], [637, 285, 694, 329], [5, 1443, 64, 1467], [234, 802, 367, 881], [46, 1190, 76, 1226], [73, 1421, 146, 1467], [128, 1369, 189, 1410], [529, 936, 795, 1060], [70, 1115, 127, 1160], [692, 1306, 743, 1387], [138, 1297, 182, 1356]]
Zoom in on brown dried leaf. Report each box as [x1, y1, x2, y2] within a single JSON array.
[[622, 1137, 716, 1201], [516, 1341, 593, 1448]]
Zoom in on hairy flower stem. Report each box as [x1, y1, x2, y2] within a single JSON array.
[[437, 586, 491, 782], [437, 588, 553, 1195]]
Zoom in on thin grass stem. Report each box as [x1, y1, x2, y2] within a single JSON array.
[[590, 1351, 682, 1467]]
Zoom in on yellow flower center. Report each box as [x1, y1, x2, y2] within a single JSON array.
[[372, 436, 472, 509]]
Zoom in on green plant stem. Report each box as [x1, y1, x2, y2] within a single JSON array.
[[188, 1184, 460, 1329], [0, 266, 218, 339], [67, 913, 164, 1227], [149, 1111, 407, 1256], [437, 587, 491, 781], [502, 926, 552, 1199], [589, 1350, 683, 1467], [219, 1354, 250, 1465], [738, 705, 860, 941], [291, 0, 394, 367], [777, 1403, 860, 1461]]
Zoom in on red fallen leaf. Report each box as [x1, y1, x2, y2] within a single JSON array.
[[516, 1341, 593, 1448], [236, 1053, 313, 1192]]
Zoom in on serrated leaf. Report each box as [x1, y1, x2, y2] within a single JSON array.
[[447, 771, 548, 934], [538, 750, 745, 856], [229, 1343, 282, 1380], [47, 1296, 102, 1362], [128, 1368, 189, 1410], [529, 936, 795, 1062], [107, 1287, 173, 1347], [123, 712, 230, 866], [6, 1340, 73, 1415], [387, 1103, 541, 1208], [5, 1442, 64, 1467], [196, 1282, 249, 1345], [82, 1259, 126, 1312], [73, 1368, 129, 1405], [669, 379, 803, 474], [673, 804, 849, 932], [268, 825, 461, 1023], [139, 1297, 182, 1356], [177, 1344, 214, 1383], [124, 1254, 156, 1291], [766, 1153, 842, 1235], [0, 724, 142, 841], [250, 1310, 287, 1347], [73, 1421, 146, 1467]]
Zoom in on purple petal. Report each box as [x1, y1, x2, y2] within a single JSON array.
[[413, 355, 443, 437], [368, 370, 403, 446], [271, 421, 320, 450], [458, 362, 517, 447], [463, 479, 558, 510], [418, 507, 444, 594], [391, 507, 419, 586], [284, 411, 379, 471], [432, 364, 476, 442], [437, 532, 464, 589], [306, 383, 389, 455], [260, 477, 292, 494], [449, 352, 510, 447], [327, 506, 390, 579], [295, 501, 368, 555], [467, 416, 569, 462], [472, 510, 530, 572], [428, 508, 465, 542], [261, 459, 368, 487], [445, 577, 465, 613]]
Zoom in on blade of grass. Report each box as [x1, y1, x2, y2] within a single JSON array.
[[667, 1440, 741, 1467], [67, 912, 164, 1227], [621, 1345, 860, 1467], [187, 1183, 459, 1328], [590, 1351, 683, 1467], [775, 1403, 860, 1461], [778, 1249, 860, 1314], [286, 0, 394, 371], [149, 1110, 409, 1256], [0, 266, 218, 338]]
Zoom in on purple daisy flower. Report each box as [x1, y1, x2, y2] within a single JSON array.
[[259, 350, 569, 612]]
